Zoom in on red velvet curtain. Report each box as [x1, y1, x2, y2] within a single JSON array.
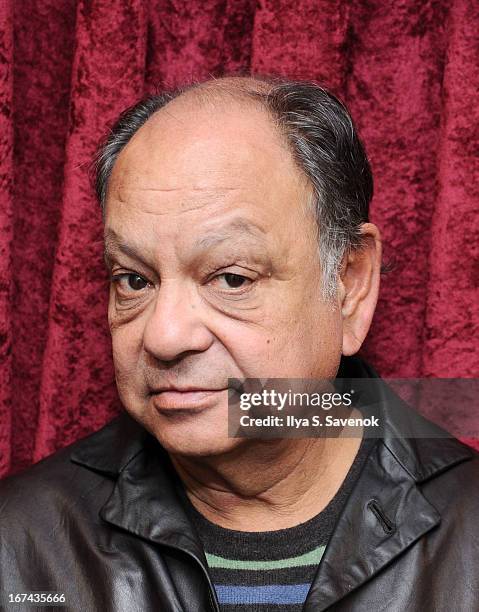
[[1, 0, 478, 477]]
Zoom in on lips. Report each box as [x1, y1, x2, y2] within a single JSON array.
[[150, 388, 227, 411]]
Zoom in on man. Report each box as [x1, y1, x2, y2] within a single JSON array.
[[0, 76, 478, 612]]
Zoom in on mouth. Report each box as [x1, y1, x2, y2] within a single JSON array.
[[150, 389, 227, 415]]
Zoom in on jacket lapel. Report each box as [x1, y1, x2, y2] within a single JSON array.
[[304, 358, 473, 610], [71, 414, 220, 611], [303, 439, 441, 610]]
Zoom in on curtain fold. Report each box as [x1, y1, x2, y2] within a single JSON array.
[[421, 0, 479, 377], [0, 0, 13, 476], [34, 0, 148, 460], [10, 0, 76, 473], [1, 0, 478, 476], [346, 1, 450, 377]]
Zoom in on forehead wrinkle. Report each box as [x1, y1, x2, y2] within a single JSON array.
[[113, 184, 248, 217], [117, 185, 244, 194], [194, 219, 268, 251]]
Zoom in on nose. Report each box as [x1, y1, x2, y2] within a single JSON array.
[[142, 279, 214, 362]]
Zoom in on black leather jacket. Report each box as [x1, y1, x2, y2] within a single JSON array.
[[1, 356, 478, 611]]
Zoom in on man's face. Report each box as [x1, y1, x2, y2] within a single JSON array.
[[104, 97, 343, 457]]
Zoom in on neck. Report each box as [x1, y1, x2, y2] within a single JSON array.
[[170, 428, 363, 531]]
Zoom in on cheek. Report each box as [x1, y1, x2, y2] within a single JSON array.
[[215, 320, 315, 379], [294, 309, 343, 377], [110, 320, 144, 384], [264, 300, 343, 377]]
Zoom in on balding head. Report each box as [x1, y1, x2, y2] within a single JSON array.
[[95, 75, 373, 297]]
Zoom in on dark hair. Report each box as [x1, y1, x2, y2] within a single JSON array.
[[94, 76, 373, 297]]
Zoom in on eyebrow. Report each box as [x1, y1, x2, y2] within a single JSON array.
[[103, 218, 269, 267], [103, 228, 150, 268]]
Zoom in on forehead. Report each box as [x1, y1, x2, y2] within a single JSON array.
[[109, 96, 307, 201], [104, 97, 314, 255]]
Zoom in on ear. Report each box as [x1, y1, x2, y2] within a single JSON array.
[[338, 223, 382, 356]]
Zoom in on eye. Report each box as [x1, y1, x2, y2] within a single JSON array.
[[112, 273, 149, 293], [126, 274, 148, 291], [213, 272, 252, 290]]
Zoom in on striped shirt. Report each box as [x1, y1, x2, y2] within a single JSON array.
[[181, 434, 376, 611]]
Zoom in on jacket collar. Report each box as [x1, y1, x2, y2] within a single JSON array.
[[70, 409, 147, 477], [337, 355, 473, 484], [70, 355, 473, 610]]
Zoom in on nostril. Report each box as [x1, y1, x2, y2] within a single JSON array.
[[367, 499, 395, 535]]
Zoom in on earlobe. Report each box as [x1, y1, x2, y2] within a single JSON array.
[[342, 323, 363, 356]]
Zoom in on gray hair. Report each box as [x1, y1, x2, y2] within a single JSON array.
[[94, 76, 373, 299]]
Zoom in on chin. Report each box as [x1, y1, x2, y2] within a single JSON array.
[[157, 432, 241, 458], [126, 400, 240, 458], [150, 419, 241, 457]]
